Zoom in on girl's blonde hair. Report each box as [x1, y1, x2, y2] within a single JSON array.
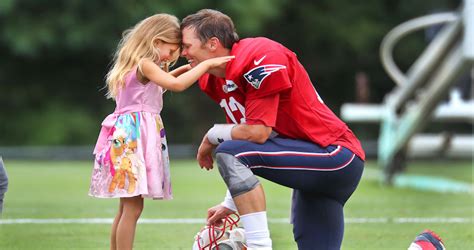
[[105, 14, 181, 99]]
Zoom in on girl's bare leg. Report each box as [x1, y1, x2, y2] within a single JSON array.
[[110, 198, 124, 250], [115, 196, 144, 250]]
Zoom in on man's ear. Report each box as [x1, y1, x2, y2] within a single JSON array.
[[207, 37, 220, 51]]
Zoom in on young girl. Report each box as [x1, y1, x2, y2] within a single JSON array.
[[88, 13, 233, 250]]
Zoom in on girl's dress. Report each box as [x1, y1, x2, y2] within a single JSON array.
[[89, 69, 172, 199]]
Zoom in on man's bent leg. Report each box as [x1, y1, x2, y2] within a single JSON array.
[[215, 138, 363, 249], [233, 183, 266, 214], [216, 152, 272, 249], [292, 190, 344, 250]]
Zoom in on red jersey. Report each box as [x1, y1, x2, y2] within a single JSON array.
[[199, 38, 365, 160]]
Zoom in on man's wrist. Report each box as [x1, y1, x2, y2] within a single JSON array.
[[207, 124, 235, 145], [221, 190, 237, 212]]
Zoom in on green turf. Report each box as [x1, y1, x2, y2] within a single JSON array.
[[0, 159, 472, 249]]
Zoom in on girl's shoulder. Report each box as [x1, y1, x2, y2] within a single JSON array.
[[124, 67, 138, 83], [116, 68, 140, 96], [127, 66, 150, 86]]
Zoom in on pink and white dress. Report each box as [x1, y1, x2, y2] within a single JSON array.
[[89, 69, 172, 200]]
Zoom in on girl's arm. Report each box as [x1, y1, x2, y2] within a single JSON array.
[[139, 56, 234, 92], [169, 64, 192, 77]]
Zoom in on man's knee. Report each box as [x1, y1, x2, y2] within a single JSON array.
[[215, 152, 259, 197]]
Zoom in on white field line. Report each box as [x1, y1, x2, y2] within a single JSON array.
[[0, 217, 471, 224]]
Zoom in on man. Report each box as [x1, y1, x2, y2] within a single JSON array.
[[181, 9, 365, 250], [0, 157, 8, 215]]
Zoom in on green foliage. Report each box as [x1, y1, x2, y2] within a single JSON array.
[[261, 0, 461, 107], [0, 0, 290, 145], [0, 0, 462, 145], [13, 103, 97, 145], [0, 0, 289, 57]]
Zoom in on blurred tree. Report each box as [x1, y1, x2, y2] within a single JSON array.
[[0, 0, 288, 145], [263, 0, 460, 108], [0, 0, 461, 146]]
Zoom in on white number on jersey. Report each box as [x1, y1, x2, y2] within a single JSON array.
[[219, 97, 246, 124]]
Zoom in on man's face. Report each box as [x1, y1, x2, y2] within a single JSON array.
[[181, 27, 212, 68]]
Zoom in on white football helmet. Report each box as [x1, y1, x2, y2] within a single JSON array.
[[192, 213, 247, 250]]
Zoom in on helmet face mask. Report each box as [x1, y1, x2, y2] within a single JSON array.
[[192, 213, 247, 250]]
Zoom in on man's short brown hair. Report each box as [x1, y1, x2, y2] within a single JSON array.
[[181, 9, 239, 49]]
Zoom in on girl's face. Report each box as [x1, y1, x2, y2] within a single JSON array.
[[155, 40, 180, 63]]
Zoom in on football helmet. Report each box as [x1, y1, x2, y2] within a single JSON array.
[[408, 229, 446, 250], [192, 213, 247, 250]]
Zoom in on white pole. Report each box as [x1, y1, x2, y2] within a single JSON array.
[[464, 0, 474, 59]]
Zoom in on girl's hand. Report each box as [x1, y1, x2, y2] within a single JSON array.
[[204, 55, 235, 68], [180, 63, 192, 72]]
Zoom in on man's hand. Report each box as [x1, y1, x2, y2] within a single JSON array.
[[197, 135, 215, 170], [207, 204, 235, 226]]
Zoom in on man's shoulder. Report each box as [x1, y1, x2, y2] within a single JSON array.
[[233, 38, 292, 66], [237, 37, 282, 50]]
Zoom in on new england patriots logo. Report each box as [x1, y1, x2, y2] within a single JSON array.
[[243, 64, 286, 89]]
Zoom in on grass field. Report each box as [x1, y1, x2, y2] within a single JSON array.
[[0, 159, 472, 249]]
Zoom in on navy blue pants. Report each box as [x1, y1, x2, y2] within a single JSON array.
[[216, 137, 364, 250]]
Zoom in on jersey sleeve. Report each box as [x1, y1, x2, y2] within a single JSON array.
[[243, 50, 292, 99], [245, 93, 280, 127]]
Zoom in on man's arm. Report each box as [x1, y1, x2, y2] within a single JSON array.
[[231, 124, 272, 144], [197, 124, 272, 170], [197, 135, 215, 170]]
